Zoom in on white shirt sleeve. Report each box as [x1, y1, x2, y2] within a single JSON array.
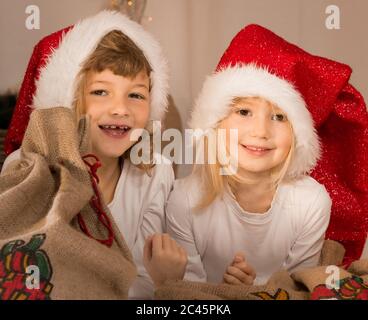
[[129, 163, 175, 299], [166, 181, 207, 282], [140, 164, 174, 237], [284, 185, 332, 273]]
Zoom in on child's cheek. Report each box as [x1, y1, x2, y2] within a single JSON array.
[[136, 104, 150, 128], [282, 129, 293, 148], [84, 103, 103, 121]]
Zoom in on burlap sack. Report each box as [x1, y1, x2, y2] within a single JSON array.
[[155, 240, 368, 300], [0, 107, 137, 300]]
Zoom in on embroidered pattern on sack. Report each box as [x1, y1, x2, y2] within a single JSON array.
[[252, 288, 290, 300], [0, 234, 54, 300], [311, 275, 368, 300]]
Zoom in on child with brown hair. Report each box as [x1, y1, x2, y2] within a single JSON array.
[[2, 11, 187, 299]]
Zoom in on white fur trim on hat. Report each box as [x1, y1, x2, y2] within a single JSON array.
[[189, 64, 320, 178], [33, 10, 169, 121]]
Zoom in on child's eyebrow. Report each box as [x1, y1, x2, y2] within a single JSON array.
[[89, 80, 111, 85], [132, 84, 149, 90], [88, 81, 149, 90], [232, 101, 253, 109]]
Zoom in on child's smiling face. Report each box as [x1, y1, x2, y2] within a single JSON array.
[[219, 97, 292, 178], [84, 69, 150, 161]]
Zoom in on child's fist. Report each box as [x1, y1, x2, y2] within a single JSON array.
[[223, 251, 256, 285], [143, 233, 188, 287]]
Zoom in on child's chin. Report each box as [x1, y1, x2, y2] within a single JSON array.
[[101, 149, 128, 160], [238, 163, 271, 174]]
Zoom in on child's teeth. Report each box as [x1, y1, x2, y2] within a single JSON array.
[[101, 125, 131, 131], [248, 146, 265, 151]]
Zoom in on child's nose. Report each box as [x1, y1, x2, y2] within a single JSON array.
[[110, 98, 130, 117], [249, 116, 270, 139]]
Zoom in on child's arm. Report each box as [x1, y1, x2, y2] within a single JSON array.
[[140, 161, 175, 237], [166, 181, 208, 282], [284, 185, 332, 273], [129, 161, 175, 298]]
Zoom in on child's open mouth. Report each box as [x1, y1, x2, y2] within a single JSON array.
[[99, 125, 131, 139]]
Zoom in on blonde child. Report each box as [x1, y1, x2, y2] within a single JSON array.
[[2, 11, 187, 298], [166, 24, 333, 286]]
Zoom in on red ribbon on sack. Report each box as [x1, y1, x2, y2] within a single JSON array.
[[77, 154, 115, 247]]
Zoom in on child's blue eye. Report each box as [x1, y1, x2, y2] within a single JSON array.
[[91, 90, 108, 96], [129, 93, 146, 100], [237, 109, 251, 116], [271, 113, 287, 122]]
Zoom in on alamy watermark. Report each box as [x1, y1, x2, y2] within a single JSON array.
[[128, 121, 239, 175], [325, 265, 340, 290], [25, 5, 40, 30], [25, 265, 40, 290], [325, 5, 341, 30]]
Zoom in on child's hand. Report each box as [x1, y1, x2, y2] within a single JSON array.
[[143, 233, 188, 287], [223, 251, 256, 286]]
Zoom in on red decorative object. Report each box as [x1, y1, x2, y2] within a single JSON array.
[[312, 276, 368, 300], [0, 234, 54, 300]]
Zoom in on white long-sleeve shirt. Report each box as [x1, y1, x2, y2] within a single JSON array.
[[108, 154, 174, 299], [2, 150, 174, 299], [166, 175, 332, 285]]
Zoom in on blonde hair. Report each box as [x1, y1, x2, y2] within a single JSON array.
[[194, 97, 295, 210], [73, 30, 155, 174]]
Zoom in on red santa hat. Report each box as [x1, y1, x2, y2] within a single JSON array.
[[4, 10, 169, 154], [189, 24, 368, 264]]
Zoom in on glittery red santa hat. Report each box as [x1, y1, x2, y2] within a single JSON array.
[[4, 10, 169, 155], [189, 24, 368, 264], [190, 26, 322, 179]]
